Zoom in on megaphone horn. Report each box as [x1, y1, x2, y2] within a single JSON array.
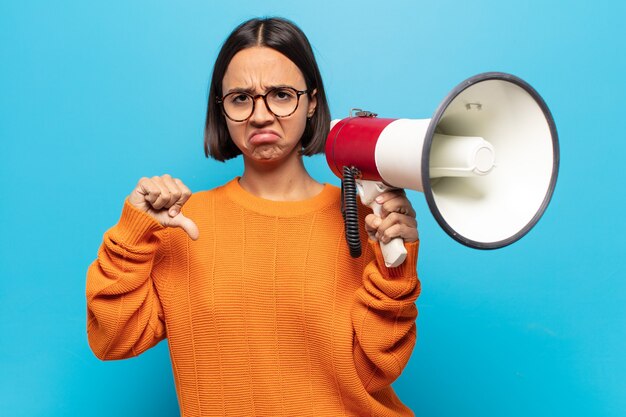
[[326, 72, 559, 266]]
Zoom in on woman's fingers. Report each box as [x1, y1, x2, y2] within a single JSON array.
[[366, 190, 419, 243], [148, 175, 175, 210], [366, 212, 418, 242], [170, 178, 193, 217], [132, 175, 183, 211], [127, 175, 199, 240], [375, 190, 416, 218], [379, 220, 419, 243], [157, 175, 181, 215], [377, 212, 419, 243], [365, 213, 382, 240], [130, 177, 160, 209]]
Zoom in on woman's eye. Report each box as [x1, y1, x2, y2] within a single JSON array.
[[272, 89, 295, 101], [230, 94, 251, 104]]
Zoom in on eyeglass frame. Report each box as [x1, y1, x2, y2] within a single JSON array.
[[216, 87, 310, 122]]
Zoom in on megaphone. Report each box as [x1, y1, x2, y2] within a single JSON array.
[[326, 72, 559, 267]]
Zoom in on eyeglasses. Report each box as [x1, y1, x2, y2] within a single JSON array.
[[216, 87, 309, 122]]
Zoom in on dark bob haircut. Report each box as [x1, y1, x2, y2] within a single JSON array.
[[204, 17, 331, 161]]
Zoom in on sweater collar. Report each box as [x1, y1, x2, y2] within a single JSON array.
[[223, 177, 339, 217]]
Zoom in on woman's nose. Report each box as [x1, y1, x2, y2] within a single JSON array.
[[249, 96, 275, 124]]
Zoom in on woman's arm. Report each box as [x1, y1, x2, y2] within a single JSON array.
[[351, 240, 420, 393], [86, 201, 169, 360], [352, 189, 421, 392], [86, 175, 197, 360]]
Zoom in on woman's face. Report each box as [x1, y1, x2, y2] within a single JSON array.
[[221, 46, 317, 164]]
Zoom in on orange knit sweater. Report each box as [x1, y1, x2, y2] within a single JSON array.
[[86, 178, 420, 417]]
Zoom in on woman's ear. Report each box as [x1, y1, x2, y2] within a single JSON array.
[[307, 88, 317, 118]]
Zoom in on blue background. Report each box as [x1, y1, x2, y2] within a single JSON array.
[[1, 1, 625, 416]]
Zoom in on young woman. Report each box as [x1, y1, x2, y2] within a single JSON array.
[[87, 17, 420, 417]]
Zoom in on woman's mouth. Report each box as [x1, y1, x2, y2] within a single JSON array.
[[249, 130, 280, 145]]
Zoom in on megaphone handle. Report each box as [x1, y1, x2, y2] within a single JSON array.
[[357, 180, 408, 268], [371, 203, 408, 267]]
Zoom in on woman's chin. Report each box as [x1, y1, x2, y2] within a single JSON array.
[[247, 144, 294, 163], [251, 150, 282, 161]]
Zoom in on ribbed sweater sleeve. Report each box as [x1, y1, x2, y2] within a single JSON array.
[[86, 200, 169, 360], [352, 239, 420, 393]]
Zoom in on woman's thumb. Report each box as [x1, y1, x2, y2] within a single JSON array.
[[170, 212, 200, 240]]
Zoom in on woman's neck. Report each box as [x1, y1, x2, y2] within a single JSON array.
[[239, 154, 323, 201]]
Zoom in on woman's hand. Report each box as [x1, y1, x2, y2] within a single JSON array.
[[128, 174, 199, 240], [364, 189, 418, 244]]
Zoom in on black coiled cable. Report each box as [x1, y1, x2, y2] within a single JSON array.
[[341, 166, 362, 258]]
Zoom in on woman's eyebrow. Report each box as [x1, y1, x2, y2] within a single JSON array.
[[224, 84, 296, 95], [224, 86, 256, 95]]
